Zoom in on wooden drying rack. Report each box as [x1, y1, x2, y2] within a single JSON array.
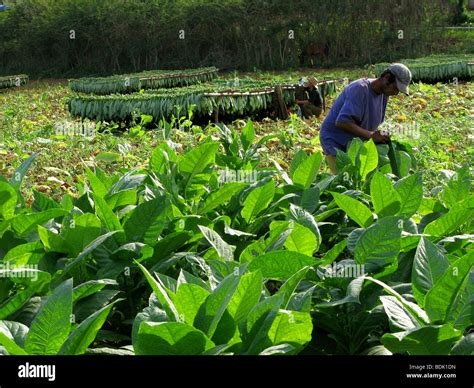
[[206, 80, 337, 122]]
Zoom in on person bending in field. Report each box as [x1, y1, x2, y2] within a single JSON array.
[[319, 63, 412, 174], [295, 76, 323, 119]]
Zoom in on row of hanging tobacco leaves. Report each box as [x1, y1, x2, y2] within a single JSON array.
[[68, 67, 220, 94], [0, 74, 28, 90], [375, 54, 474, 83], [68, 73, 337, 122]]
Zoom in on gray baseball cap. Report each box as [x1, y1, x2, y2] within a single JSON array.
[[387, 63, 412, 95]]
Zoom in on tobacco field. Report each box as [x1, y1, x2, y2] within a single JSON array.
[[0, 58, 473, 356]]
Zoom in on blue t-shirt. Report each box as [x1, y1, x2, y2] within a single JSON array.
[[319, 78, 388, 155]]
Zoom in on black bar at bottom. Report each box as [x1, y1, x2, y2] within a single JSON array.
[[0, 356, 472, 387]]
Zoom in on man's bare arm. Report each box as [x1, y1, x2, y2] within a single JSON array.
[[336, 121, 371, 139], [336, 121, 389, 143], [296, 99, 310, 105]]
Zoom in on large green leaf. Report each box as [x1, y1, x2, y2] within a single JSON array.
[[59, 300, 121, 355], [290, 150, 308, 177], [387, 140, 400, 177], [149, 144, 173, 174], [178, 142, 219, 175], [0, 182, 17, 220], [394, 173, 423, 218], [145, 231, 192, 267], [198, 225, 234, 261], [136, 262, 181, 322], [176, 270, 210, 292], [266, 310, 312, 353], [359, 139, 378, 180], [424, 206, 474, 237], [319, 239, 348, 266], [61, 213, 102, 256], [241, 294, 284, 354], [315, 276, 364, 307], [8, 154, 37, 192], [381, 325, 462, 355], [440, 165, 470, 209], [398, 151, 412, 177], [60, 231, 119, 277], [173, 283, 210, 325], [227, 271, 263, 324], [267, 221, 294, 252], [363, 276, 429, 326], [331, 192, 373, 228], [73, 289, 120, 322], [424, 252, 474, 329], [92, 193, 123, 232], [287, 286, 314, 312], [241, 180, 275, 223], [292, 152, 322, 189], [2, 240, 44, 266], [0, 331, 27, 355], [240, 120, 255, 151], [84, 165, 108, 198], [370, 172, 401, 217], [24, 279, 73, 355], [0, 320, 29, 355], [38, 225, 69, 254], [300, 186, 320, 213], [277, 267, 310, 308], [131, 295, 168, 346], [105, 189, 137, 210], [123, 197, 166, 244], [74, 289, 120, 322], [108, 170, 146, 195], [284, 222, 317, 256], [199, 183, 245, 214], [355, 216, 402, 267], [12, 208, 68, 237], [347, 138, 364, 166], [248, 251, 316, 280], [0, 270, 51, 320], [412, 238, 449, 307], [288, 204, 321, 252], [194, 274, 240, 339], [135, 321, 214, 355], [450, 333, 474, 355], [73, 279, 118, 303], [32, 190, 60, 212], [380, 295, 421, 332]]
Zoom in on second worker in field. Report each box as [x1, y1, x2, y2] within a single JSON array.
[[294, 77, 323, 119]]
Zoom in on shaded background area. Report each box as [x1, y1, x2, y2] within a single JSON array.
[[0, 0, 473, 77]]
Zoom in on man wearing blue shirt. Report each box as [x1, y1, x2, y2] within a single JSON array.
[[320, 63, 412, 174]]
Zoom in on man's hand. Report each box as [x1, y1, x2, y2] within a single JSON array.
[[337, 122, 384, 143], [370, 130, 390, 144]]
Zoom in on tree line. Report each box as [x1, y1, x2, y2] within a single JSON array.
[[0, 0, 468, 77]]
